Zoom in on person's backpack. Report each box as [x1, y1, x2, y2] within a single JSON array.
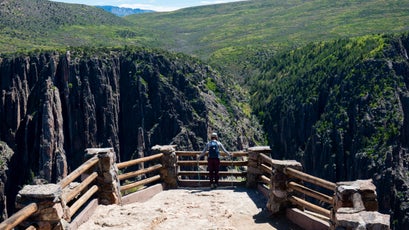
[[208, 140, 219, 158]]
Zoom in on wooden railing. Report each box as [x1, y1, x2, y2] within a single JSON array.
[[0, 155, 100, 230], [0, 145, 390, 230], [258, 152, 274, 189], [0, 203, 38, 230], [59, 155, 100, 220], [117, 153, 163, 192], [176, 150, 248, 187], [284, 167, 335, 219], [256, 152, 334, 227]]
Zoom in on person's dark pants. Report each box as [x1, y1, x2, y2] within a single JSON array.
[[207, 158, 220, 185]]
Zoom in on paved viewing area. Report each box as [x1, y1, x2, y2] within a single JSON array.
[[78, 187, 301, 230]]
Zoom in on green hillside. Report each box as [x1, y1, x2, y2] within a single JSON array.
[[251, 34, 399, 157], [126, 0, 409, 62], [0, 0, 131, 52], [1, 0, 409, 62]]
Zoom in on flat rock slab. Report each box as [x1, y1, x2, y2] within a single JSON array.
[[78, 187, 301, 230], [19, 184, 61, 199]]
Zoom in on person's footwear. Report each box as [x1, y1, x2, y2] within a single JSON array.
[[210, 184, 215, 189], [214, 184, 218, 189]]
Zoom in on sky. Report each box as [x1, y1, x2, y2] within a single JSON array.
[[50, 0, 246, 12]]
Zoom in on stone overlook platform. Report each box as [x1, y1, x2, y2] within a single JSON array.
[[78, 186, 301, 230], [0, 146, 390, 230]]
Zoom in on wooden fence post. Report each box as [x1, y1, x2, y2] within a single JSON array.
[[152, 145, 178, 189], [14, 184, 67, 229], [85, 148, 122, 205], [246, 146, 271, 188], [332, 179, 390, 229], [268, 159, 302, 214]]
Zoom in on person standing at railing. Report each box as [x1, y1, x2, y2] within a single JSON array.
[[197, 132, 231, 189]]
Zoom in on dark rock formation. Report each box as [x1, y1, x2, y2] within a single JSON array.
[[0, 48, 263, 220], [0, 142, 13, 221]]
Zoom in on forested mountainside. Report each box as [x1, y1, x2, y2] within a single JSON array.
[[127, 0, 409, 70], [0, 47, 263, 219], [0, 0, 131, 52], [0, 0, 129, 30], [250, 33, 409, 229]]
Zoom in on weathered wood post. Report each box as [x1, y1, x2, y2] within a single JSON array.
[[152, 145, 178, 189], [332, 179, 390, 229], [246, 146, 271, 188], [267, 159, 302, 214], [84, 148, 121, 205], [14, 184, 67, 229]]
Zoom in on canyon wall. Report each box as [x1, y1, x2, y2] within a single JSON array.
[[0, 49, 263, 218]]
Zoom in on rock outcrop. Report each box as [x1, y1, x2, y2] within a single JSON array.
[[0, 142, 13, 221], [0, 48, 263, 220]]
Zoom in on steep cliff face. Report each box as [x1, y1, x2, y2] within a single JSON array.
[[0, 48, 263, 219], [251, 33, 409, 229], [300, 55, 409, 228]]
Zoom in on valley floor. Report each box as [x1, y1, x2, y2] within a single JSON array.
[[78, 187, 301, 230]]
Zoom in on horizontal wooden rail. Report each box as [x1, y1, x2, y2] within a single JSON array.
[[0, 203, 38, 230], [288, 181, 333, 205], [69, 185, 99, 218], [175, 151, 200, 156], [288, 195, 331, 218], [62, 172, 98, 204], [117, 153, 164, 170], [260, 153, 273, 166], [118, 164, 163, 181], [178, 171, 246, 177], [178, 160, 247, 167], [260, 175, 271, 185], [284, 167, 336, 191], [178, 179, 246, 187], [175, 151, 248, 157], [231, 151, 251, 157], [59, 156, 99, 189], [178, 179, 244, 183], [120, 175, 161, 192], [260, 163, 272, 176]]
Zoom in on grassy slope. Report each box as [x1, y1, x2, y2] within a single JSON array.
[[1, 0, 409, 59], [126, 0, 409, 61], [0, 0, 130, 52]]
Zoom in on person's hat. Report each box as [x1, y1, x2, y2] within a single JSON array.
[[211, 132, 218, 138]]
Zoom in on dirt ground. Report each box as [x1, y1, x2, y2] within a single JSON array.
[[78, 187, 302, 230]]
